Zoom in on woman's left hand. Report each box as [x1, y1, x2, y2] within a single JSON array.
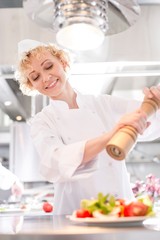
[[143, 85, 160, 101]]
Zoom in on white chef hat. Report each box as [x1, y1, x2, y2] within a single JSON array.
[[18, 39, 46, 60]]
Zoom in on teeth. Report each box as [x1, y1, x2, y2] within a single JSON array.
[[46, 79, 58, 89], [49, 82, 55, 87]]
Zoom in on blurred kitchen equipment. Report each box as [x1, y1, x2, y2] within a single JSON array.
[[10, 122, 44, 182]]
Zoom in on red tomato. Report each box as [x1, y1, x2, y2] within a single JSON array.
[[76, 209, 92, 218], [124, 201, 148, 217], [42, 202, 53, 213]]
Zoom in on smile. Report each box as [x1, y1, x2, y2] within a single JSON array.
[[45, 79, 58, 89]]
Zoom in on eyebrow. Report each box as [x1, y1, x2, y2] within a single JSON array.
[[29, 59, 50, 76], [29, 70, 35, 76], [41, 59, 50, 66]]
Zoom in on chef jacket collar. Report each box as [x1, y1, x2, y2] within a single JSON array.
[[50, 90, 87, 110]]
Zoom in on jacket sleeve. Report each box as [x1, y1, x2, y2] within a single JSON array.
[[30, 114, 98, 183], [100, 94, 160, 142]]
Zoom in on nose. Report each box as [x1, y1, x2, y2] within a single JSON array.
[[42, 74, 52, 82], [48, 74, 52, 80]]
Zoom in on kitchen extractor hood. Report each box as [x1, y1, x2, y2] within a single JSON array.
[[0, 65, 31, 121]]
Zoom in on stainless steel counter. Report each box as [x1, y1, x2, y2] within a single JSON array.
[[0, 214, 160, 240]]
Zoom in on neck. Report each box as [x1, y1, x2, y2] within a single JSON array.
[[67, 92, 79, 109], [51, 81, 79, 109], [64, 85, 78, 109]]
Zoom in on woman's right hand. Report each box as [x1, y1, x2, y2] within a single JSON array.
[[83, 109, 150, 164], [115, 109, 150, 135]]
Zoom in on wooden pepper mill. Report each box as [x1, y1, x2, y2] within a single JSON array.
[[106, 97, 160, 160]]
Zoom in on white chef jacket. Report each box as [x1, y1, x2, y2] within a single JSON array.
[[0, 163, 18, 190], [30, 92, 160, 215]]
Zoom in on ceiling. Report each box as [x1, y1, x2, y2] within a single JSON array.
[[0, 0, 160, 122]]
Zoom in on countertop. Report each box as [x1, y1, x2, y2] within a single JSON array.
[[0, 213, 160, 240]]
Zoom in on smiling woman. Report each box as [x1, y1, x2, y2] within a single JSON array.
[[15, 39, 160, 216]]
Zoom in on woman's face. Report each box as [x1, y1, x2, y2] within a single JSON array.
[[25, 50, 68, 99]]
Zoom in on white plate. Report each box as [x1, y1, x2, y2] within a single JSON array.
[[0, 208, 53, 217], [0, 208, 28, 214], [67, 215, 149, 226]]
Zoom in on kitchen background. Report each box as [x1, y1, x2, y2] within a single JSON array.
[[0, 0, 160, 199]]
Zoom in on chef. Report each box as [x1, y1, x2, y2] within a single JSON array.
[[0, 162, 24, 197], [15, 39, 160, 215]]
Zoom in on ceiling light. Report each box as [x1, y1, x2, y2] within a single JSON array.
[[53, 0, 108, 51], [56, 23, 105, 51], [23, 0, 141, 51], [16, 115, 23, 121], [4, 101, 12, 106]]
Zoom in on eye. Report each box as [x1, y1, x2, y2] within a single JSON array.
[[33, 75, 40, 81], [45, 63, 53, 70], [31, 73, 39, 81]]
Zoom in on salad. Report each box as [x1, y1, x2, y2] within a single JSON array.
[[73, 193, 154, 219]]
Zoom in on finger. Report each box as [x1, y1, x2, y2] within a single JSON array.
[[137, 119, 151, 134], [133, 114, 147, 134], [135, 110, 147, 126], [137, 122, 146, 134], [150, 86, 160, 100], [138, 110, 147, 121], [143, 87, 153, 98], [134, 123, 143, 135]]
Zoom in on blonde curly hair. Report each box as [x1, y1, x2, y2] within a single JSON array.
[[15, 44, 71, 96]]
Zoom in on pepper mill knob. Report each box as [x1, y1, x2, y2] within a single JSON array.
[[106, 97, 160, 160]]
